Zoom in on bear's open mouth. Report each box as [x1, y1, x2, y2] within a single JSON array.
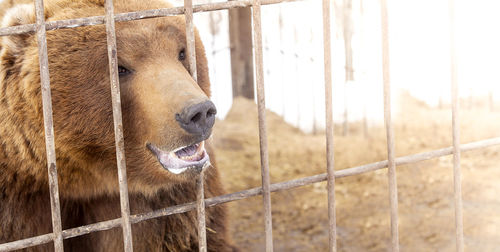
[[146, 141, 210, 175]]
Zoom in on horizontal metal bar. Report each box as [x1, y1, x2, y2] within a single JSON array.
[[0, 218, 122, 252], [1, 136, 500, 251], [0, 234, 54, 252], [0, 0, 304, 37], [63, 219, 122, 239]]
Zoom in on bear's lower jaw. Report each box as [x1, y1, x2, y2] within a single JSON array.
[[146, 141, 210, 175]]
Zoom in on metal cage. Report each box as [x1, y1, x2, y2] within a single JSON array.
[[0, 0, 499, 251]]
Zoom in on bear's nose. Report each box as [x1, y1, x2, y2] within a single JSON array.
[[175, 100, 217, 138]]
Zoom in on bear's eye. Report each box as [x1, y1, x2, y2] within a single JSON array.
[[118, 66, 131, 77], [178, 49, 186, 61]]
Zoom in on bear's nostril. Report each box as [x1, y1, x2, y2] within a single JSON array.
[[206, 108, 216, 118], [190, 112, 202, 123]]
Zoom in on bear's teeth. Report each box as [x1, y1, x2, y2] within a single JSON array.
[[175, 142, 204, 161]]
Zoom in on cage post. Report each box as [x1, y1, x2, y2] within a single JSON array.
[[228, 2, 255, 99], [103, 0, 134, 251], [449, 0, 464, 251], [380, 0, 400, 251], [33, 0, 64, 251], [185, 0, 198, 82], [196, 169, 207, 252], [251, 0, 274, 251], [183, 0, 208, 250], [322, 0, 337, 251]]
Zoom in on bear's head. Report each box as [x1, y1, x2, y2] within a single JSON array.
[[0, 0, 216, 198]]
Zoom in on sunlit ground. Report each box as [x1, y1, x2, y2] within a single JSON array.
[[214, 95, 500, 251]]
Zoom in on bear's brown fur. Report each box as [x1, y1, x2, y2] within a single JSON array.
[[0, 0, 236, 251]]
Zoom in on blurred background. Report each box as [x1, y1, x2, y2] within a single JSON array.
[[169, 0, 500, 251], [170, 0, 500, 133]]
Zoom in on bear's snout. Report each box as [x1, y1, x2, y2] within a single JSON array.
[[175, 100, 217, 139]]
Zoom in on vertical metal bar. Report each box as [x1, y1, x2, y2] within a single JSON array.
[[251, 0, 274, 251], [183, 1, 207, 251], [185, 0, 198, 82], [322, 0, 337, 251], [33, 1, 64, 251], [380, 0, 400, 251], [449, 0, 464, 251], [196, 170, 207, 252], [103, 0, 134, 251]]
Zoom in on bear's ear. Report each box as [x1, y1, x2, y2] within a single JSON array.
[[1, 4, 36, 57]]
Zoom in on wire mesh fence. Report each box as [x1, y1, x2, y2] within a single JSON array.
[[0, 0, 499, 251]]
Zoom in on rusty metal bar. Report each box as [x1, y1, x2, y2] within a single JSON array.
[[103, 0, 134, 251], [33, 0, 64, 251], [380, 0, 400, 251], [0, 234, 54, 252], [2, 136, 500, 251], [183, 0, 207, 250], [252, 0, 274, 251], [196, 170, 207, 252], [449, 0, 464, 251], [0, 0, 304, 37], [184, 0, 198, 82], [63, 219, 122, 239], [322, 0, 337, 251]]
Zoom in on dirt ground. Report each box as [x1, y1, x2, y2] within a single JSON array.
[[212, 95, 500, 252]]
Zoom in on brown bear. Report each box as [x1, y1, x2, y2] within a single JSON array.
[[0, 0, 237, 251]]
